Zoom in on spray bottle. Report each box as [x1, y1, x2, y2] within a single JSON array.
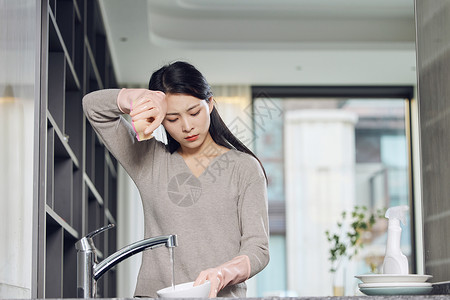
[[382, 205, 409, 274]]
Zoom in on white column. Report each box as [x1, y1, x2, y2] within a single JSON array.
[[0, 99, 34, 298], [285, 110, 357, 296], [116, 165, 145, 297], [0, 0, 37, 297]]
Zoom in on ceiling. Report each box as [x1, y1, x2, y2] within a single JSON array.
[[99, 0, 416, 87]]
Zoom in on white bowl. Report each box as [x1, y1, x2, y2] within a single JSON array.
[[157, 281, 211, 298]]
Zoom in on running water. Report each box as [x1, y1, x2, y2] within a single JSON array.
[[170, 247, 175, 290]]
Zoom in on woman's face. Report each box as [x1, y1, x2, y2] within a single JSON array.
[[162, 94, 213, 150]]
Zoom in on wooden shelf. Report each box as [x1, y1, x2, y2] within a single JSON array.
[[86, 38, 104, 90], [105, 209, 117, 225], [48, 8, 81, 90], [39, 0, 119, 297], [105, 151, 117, 177], [46, 204, 79, 239], [84, 173, 104, 206], [47, 111, 79, 168], [64, 91, 83, 161], [45, 226, 63, 298], [73, 0, 82, 21], [63, 230, 78, 298]]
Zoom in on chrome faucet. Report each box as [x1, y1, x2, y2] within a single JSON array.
[[75, 224, 178, 298]]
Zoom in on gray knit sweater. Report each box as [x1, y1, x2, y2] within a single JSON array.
[[82, 89, 269, 297]]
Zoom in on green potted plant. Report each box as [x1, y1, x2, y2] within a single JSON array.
[[325, 205, 385, 295]]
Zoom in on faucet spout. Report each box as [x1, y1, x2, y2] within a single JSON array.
[[94, 234, 178, 281], [76, 224, 177, 298]]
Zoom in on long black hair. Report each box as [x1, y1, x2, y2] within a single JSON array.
[[148, 61, 267, 180]]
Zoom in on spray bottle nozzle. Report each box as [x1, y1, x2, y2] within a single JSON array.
[[385, 205, 409, 225]]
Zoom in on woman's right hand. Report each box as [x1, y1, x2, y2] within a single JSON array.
[[117, 88, 167, 141]]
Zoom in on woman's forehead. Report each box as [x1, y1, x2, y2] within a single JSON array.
[[165, 94, 207, 111]]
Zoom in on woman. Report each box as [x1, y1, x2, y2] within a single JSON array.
[[83, 61, 269, 298]]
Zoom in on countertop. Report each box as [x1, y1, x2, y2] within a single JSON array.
[[42, 297, 448, 299], [21, 283, 449, 299]]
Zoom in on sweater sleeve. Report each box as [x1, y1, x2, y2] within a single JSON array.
[[237, 156, 270, 278], [82, 89, 161, 180]]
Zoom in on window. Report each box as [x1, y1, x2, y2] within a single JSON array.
[[252, 87, 415, 296]]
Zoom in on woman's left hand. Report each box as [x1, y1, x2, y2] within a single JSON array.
[[193, 255, 251, 298]]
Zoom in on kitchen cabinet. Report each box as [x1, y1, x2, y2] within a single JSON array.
[[36, 0, 118, 297]]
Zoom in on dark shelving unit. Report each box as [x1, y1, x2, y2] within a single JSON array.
[[37, 0, 118, 297]]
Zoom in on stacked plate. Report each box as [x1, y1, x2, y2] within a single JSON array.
[[355, 274, 433, 296]]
